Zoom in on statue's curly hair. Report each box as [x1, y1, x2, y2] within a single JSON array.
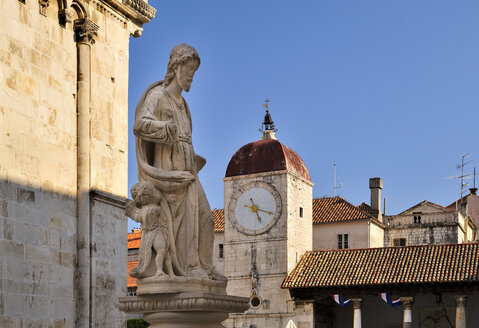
[[163, 43, 201, 86], [130, 181, 157, 206]]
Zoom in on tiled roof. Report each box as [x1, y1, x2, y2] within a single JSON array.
[[225, 139, 311, 181], [282, 243, 479, 289], [127, 231, 141, 249], [212, 209, 224, 232], [312, 197, 374, 224], [127, 260, 139, 288]]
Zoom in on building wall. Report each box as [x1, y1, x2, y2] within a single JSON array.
[[369, 221, 384, 248], [213, 231, 224, 273], [286, 173, 313, 274], [385, 225, 459, 247], [223, 171, 313, 327], [313, 221, 370, 250], [0, 0, 150, 325], [384, 212, 462, 246], [0, 1, 77, 325]]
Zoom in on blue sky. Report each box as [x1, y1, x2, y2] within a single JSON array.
[[127, 1, 479, 231]]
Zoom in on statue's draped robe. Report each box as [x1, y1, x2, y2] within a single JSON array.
[[133, 81, 214, 275]]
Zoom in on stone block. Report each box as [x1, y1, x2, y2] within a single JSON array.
[[25, 245, 51, 264], [4, 293, 25, 316], [24, 295, 50, 318], [51, 297, 74, 318], [0, 240, 24, 258]]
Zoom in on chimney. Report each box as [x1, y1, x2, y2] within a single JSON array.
[[369, 177, 383, 222], [470, 188, 478, 196]]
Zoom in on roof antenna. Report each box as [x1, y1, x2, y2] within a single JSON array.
[[333, 164, 343, 197], [446, 153, 474, 201]]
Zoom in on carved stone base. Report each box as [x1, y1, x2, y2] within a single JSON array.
[[118, 292, 249, 328], [136, 276, 227, 295]]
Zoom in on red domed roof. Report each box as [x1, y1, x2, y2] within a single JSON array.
[[225, 139, 311, 181]]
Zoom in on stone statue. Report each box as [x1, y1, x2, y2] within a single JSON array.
[[127, 181, 185, 278], [130, 43, 226, 293], [119, 44, 249, 326]]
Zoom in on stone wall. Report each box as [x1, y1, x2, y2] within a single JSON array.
[[213, 231, 224, 273], [384, 212, 463, 246], [0, 0, 154, 325], [90, 190, 127, 327], [385, 224, 459, 246], [223, 170, 313, 327], [286, 173, 313, 274], [0, 182, 77, 327]]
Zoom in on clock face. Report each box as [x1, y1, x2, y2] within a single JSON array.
[[229, 181, 282, 235]]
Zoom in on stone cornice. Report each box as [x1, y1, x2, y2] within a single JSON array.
[[90, 188, 127, 208], [100, 0, 156, 25], [118, 292, 250, 314]]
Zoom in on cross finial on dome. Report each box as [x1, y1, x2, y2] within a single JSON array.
[[260, 99, 277, 140]]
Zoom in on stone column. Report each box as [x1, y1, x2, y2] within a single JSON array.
[[351, 298, 362, 328], [401, 297, 414, 328], [73, 18, 99, 328], [454, 295, 467, 328]]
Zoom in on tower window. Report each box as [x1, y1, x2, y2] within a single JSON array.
[[299, 207, 303, 218], [338, 234, 349, 249], [218, 243, 224, 259], [393, 238, 407, 247]]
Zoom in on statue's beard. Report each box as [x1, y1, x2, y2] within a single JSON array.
[[178, 78, 192, 92]]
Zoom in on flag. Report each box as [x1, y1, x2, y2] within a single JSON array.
[[331, 294, 351, 306], [379, 293, 402, 307]]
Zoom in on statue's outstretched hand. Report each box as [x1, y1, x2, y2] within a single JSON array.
[[125, 200, 141, 222]]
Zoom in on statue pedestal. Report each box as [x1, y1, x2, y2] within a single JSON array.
[[118, 292, 249, 328]]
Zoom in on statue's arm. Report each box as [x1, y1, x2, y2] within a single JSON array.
[[125, 200, 142, 223], [133, 94, 178, 144]]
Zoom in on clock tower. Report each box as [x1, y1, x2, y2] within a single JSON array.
[[223, 110, 314, 328]]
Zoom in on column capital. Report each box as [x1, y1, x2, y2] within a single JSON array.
[[38, 0, 49, 16], [401, 297, 414, 309], [351, 298, 363, 310], [454, 295, 468, 307], [74, 18, 99, 45]]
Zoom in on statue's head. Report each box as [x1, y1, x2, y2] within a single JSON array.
[[130, 181, 160, 206], [164, 43, 200, 92]]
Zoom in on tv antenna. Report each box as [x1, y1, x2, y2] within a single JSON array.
[[446, 153, 478, 201], [333, 164, 343, 197]]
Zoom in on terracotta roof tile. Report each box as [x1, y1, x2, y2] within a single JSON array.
[[312, 197, 374, 224], [127, 260, 139, 288], [282, 243, 479, 289], [212, 209, 224, 232], [127, 232, 141, 249]]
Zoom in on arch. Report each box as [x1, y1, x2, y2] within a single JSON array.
[[71, 0, 87, 20], [57, 0, 73, 27]]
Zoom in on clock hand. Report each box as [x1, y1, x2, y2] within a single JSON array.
[[244, 204, 253, 209], [257, 209, 273, 215], [255, 212, 262, 223]]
